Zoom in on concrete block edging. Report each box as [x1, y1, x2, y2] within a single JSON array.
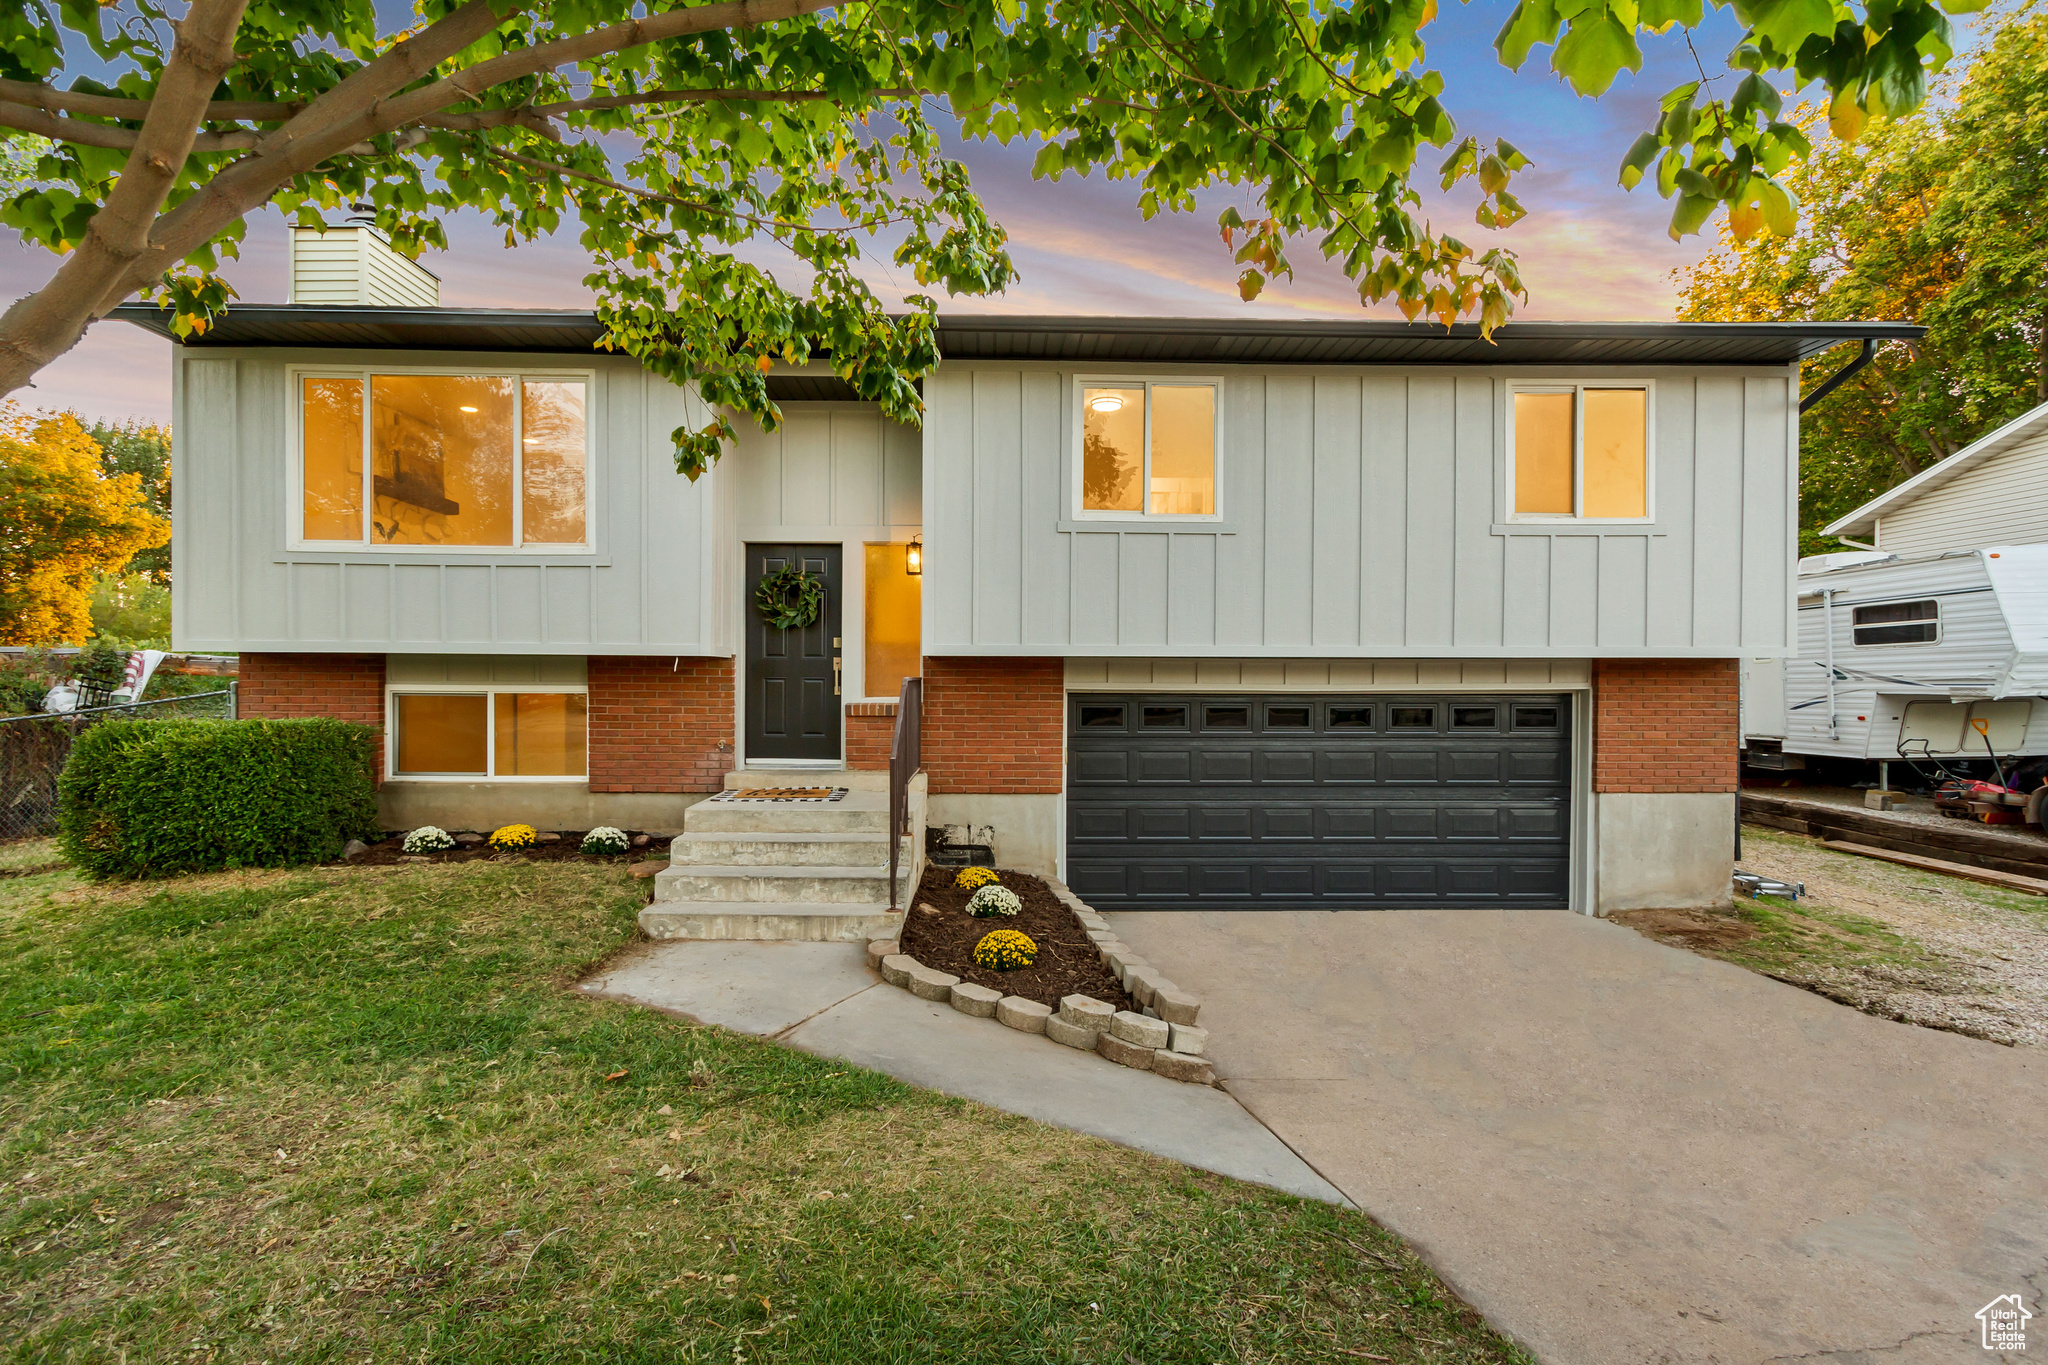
[[864, 876, 1216, 1084]]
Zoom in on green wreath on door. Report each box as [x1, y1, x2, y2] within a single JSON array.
[[755, 565, 825, 631]]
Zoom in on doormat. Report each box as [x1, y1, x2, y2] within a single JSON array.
[[708, 787, 849, 803]]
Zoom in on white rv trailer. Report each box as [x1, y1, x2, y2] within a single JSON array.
[[1742, 543, 2048, 770]]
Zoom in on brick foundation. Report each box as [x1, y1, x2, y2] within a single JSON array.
[[845, 701, 897, 771], [1593, 658, 1738, 793], [587, 656, 734, 793], [237, 653, 387, 777], [922, 657, 1064, 794]]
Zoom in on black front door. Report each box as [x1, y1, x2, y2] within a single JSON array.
[[745, 543, 842, 762]]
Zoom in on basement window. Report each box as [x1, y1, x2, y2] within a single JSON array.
[[1509, 383, 1652, 521], [389, 688, 588, 779], [1853, 599, 1939, 646], [297, 369, 590, 550]]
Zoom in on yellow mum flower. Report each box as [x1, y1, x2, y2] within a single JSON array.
[[489, 823, 539, 849], [974, 928, 1037, 971], [954, 866, 1000, 892]]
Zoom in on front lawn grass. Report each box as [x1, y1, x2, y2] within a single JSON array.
[[0, 844, 1530, 1364]]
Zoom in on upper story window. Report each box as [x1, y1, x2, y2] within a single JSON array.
[[1075, 378, 1219, 519], [297, 369, 589, 549], [1853, 599, 1939, 646], [1509, 383, 1651, 521]]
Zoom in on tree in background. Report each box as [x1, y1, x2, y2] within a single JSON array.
[[1678, 3, 2048, 550], [80, 418, 171, 583], [0, 405, 168, 645], [0, 0, 1986, 475]]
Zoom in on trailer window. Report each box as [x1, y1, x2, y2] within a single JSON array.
[[1852, 600, 1938, 646]]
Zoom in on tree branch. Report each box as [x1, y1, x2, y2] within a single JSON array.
[[130, 0, 846, 306], [481, 144, 891, 233], [0, 0, 252, 394], [0, 99, 261, 151], [0, 75, 911, 130]]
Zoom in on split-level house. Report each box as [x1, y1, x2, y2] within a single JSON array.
[[117, 226, 1915, 918]]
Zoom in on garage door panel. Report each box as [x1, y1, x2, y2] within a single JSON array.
[[1067, 693, 1572, 907], [1322, 750, 1377, 782], [1446, 750, 1502, 782], [1071, 751, 1129, 784], [1319, 806, 1375, 839], [1067, 805, 1129, 841], [1258, 806, 1317, 840], [1195, 749, 1254, 783], [1256, 750, 1318, 782], [1381, 750, 1441, 783], [1196, 806, 1253, 840], [1133, 806, 1192, 839], [1507, 749, 1566, 782], [1134, 750, 1192, 782]]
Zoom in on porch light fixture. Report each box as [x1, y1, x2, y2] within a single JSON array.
[[906, 536, 923, 575], [1087, 393, 1125, 413]]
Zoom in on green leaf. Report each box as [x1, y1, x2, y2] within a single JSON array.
[[1495, 0, 1563, 69], [1639, 0, 1704, 30], [1667, 191, 1717, 240], [1494, 138, 1533, 171], [1553, 12, 1644, 96], [1757, 177, 1798, 235], [1617, 132, 1661, 189], [1744, 0, 1838, 55]]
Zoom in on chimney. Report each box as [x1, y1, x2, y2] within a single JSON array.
[[288, 223, 440, 307]]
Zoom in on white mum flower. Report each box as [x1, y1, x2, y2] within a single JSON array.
[[965, 885, 1023, 918]]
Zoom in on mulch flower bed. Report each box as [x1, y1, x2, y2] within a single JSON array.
[[898, 866, 1135, 1012], [335, 832, 672, 867]]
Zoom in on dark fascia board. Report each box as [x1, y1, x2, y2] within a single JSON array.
[[111, 302, 1923, 367]]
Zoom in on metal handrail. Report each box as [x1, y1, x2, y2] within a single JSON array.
[[887, 676, 923, 911]]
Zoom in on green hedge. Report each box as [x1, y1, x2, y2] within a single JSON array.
[[58, 718, 380, 878]]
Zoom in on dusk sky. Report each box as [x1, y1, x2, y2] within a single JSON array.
[[3, 4, 1841, 426]]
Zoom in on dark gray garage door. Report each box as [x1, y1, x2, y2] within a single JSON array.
[[1065, 694, 1572, 907]]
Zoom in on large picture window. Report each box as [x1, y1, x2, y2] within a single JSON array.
[[1510, 383, 1651, 521], [1076, 378, 1219, 518], [389, 688, 589, 778], [298, 370, 589, 548]]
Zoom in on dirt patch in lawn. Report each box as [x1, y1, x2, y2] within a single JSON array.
[[898, 867, 1135, 1012], [1610, 907, 1761, 952], [1611, 826, 2048, 1048], [335, 831, 672, 867]]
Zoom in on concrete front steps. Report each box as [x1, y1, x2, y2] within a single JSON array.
[[640, 778, 915, 943]]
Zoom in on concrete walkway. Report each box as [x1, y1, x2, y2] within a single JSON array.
[[578, 940, 1346, 1206], [1113, 909, 2048, 1365]]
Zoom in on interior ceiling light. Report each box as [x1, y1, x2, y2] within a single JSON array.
[[1087, 394, 1126, 413], [459, 405, 479, 413]]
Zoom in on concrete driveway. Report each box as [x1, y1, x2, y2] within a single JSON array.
[[1113, 910, 2047, 1365]]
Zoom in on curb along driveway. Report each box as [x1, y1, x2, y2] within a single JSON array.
[[1111, 909, 2048, 1365]]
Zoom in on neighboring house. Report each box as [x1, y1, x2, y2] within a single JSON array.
[[1741, 400, 2048, 767], [115, 231, 1914, 914], [1822, 399, 2048, 555]]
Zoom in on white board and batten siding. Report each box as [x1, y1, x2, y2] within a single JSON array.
[[922, 364, 1798, 658], [170, 348, 722, 655], [1876, 428, 2048, 556]]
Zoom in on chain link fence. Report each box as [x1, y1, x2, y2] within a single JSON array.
[[0, 687, 236, 840]]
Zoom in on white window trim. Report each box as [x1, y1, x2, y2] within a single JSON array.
[[288, 364, 597, 553], [384, 683, 590, 782], [1851, 598, 1942, 648], [1068, 374, 1225, 524], [1503, 379, 1657, 525]]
